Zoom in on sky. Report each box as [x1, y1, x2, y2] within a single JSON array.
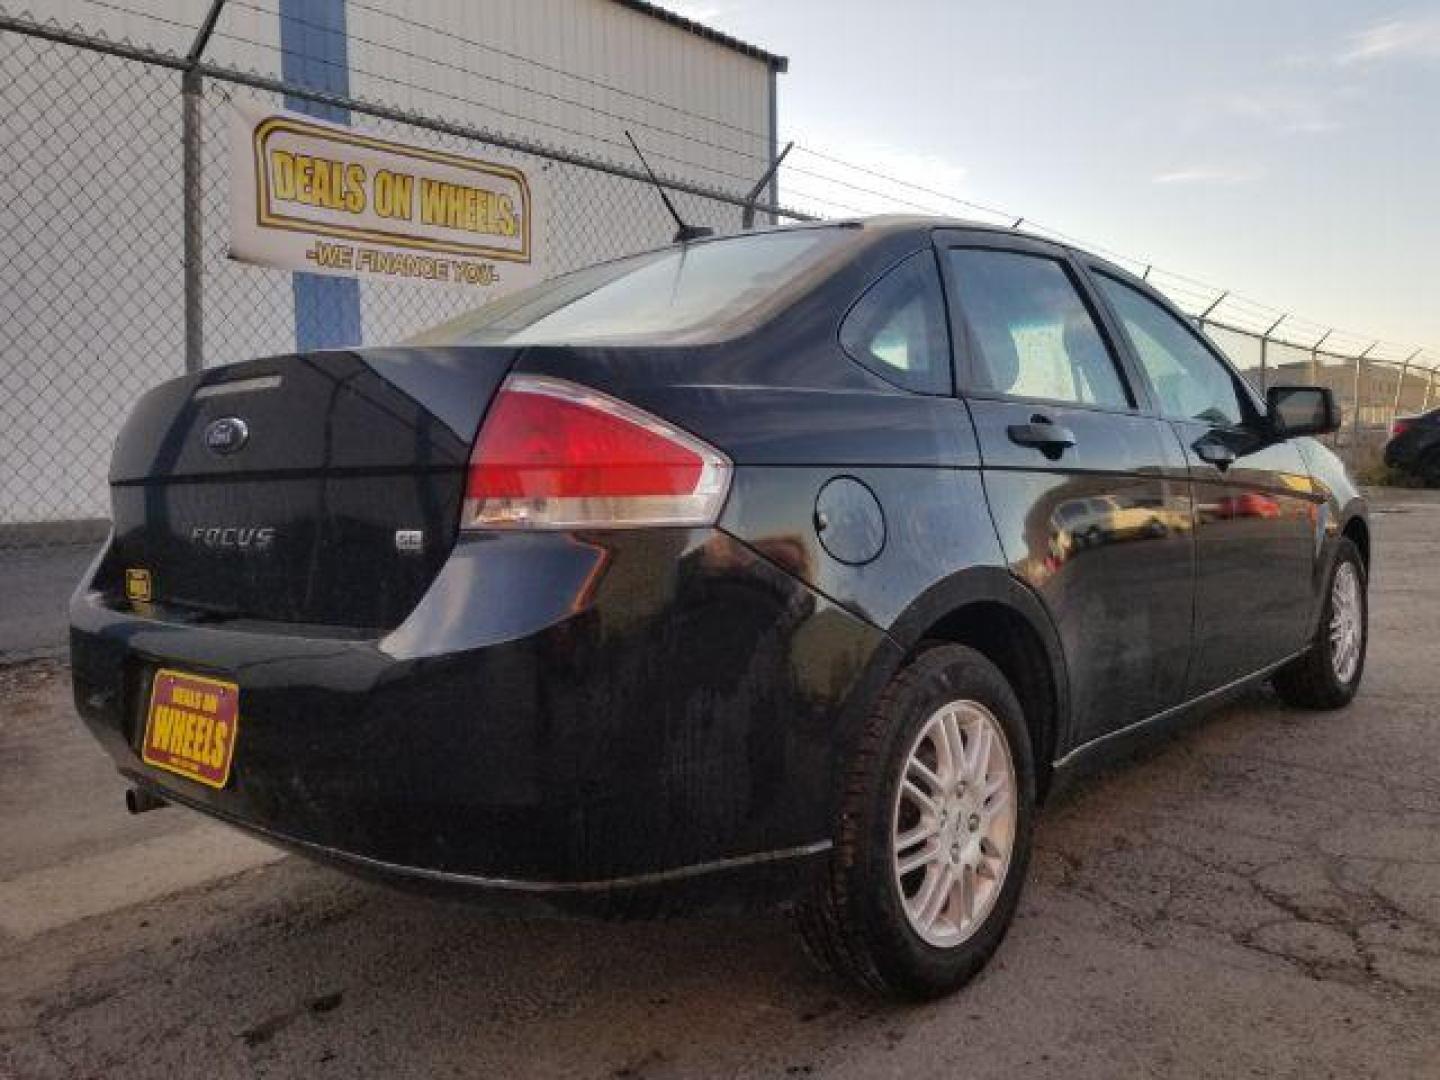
[[659, 0, 1440, 357]]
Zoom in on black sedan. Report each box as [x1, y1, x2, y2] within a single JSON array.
[[72, 217, 1368, 999], [1384, 408, 1440, 484]]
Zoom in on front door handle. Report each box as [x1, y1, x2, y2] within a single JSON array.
[[1008, 417, 1076, 458], [1193, 437, 1237, 470]]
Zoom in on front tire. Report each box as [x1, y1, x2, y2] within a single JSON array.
[[796, 644, 1035, 999], [1271, 537, 1367, 709]]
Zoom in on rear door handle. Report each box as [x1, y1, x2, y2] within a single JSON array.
[[1007, 418, 1077, 457]]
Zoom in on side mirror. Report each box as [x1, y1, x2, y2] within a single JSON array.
[[1266, 385, 1340, 438]]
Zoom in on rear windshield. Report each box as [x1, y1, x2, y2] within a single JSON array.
[[408, 228, 844, 346]]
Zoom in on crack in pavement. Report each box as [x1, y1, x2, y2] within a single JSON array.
[[4, 499, 1440, 1076]]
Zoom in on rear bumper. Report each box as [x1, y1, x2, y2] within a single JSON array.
[[121, 774, 832, 915], [71, 529, 896, 910]]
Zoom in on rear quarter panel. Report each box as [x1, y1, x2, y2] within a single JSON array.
[[510, 226, 1010, 636], [513, 224, 1066, 786]]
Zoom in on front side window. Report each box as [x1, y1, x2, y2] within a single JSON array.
[[840, 251, 951, 394], [945, 249, 1130, 409], [1094, 275, 1245, 426]]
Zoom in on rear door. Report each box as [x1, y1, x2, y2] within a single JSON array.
[[1085, 267, 1317, 694], [936, 231, 1194, 746]]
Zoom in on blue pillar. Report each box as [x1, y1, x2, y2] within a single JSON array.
[[278, 0, 362, 350]]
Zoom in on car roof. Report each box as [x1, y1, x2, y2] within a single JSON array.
[[747, 214, 1137, 282]]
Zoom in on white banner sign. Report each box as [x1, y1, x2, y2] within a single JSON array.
[[229, 103, 545, 294]]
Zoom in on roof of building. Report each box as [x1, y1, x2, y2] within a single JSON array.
[[608, 0, 789, 71]]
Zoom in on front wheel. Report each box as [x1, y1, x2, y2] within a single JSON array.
[[1272, 537, 1367, 709], [796, 644, 1035, 999]]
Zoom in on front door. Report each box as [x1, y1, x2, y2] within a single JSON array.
[[938, 235, 1195, 747], [1088, 271, 1317, 694]]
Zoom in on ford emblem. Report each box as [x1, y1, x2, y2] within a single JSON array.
[[203, 417, 250, 456]]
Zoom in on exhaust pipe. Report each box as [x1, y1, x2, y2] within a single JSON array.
[[125, 787, 168, 814]]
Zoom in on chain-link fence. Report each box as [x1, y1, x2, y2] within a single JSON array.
[[0, 13, 801, 550], [1193, 313, 1435, 475], [2, 11, 1434, 556]]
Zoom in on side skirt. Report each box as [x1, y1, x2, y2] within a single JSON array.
[[1046, 650, 1305, 797]]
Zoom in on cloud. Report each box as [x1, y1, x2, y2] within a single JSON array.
[[1337, 13, 1440, 64], [1203, 87, 1342, 135], [1152, 166, 1261, 186]]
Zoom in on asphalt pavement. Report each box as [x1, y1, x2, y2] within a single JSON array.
[[1, 491, 1438, 1079], [0, 543, 97, 663]]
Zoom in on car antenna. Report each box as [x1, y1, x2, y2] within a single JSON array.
[[625, 131, 713, 243], [741, 141, 794, 229]]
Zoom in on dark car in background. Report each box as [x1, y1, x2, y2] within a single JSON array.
[[71, 218, 1369, 999], [1384, 408, 1440, 484]]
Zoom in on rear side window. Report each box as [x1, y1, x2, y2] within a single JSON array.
[[840, 251, 951, 394], [1094, 274, 1245, 426], [945, 248, 1130, 410]]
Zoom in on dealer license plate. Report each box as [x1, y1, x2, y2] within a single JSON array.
[[141, 669, 240, 789]]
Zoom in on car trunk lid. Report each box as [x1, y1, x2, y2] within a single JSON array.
[[108, 347, 516, 631]]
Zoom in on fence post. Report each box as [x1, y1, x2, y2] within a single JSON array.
[[1392, 348, 1422, 426], [1426, 368, 1436, 412], [1311, 329, 1331, 387], [1195, 290, 1226, 335], [1352, 342, 1377, 452], [1199, 291, 1228, 321], [181, 1, 227, 373], [1310, 330, 1333, 444], [1260, 314, 1286, 392], [1350, 354, 1361, 448]]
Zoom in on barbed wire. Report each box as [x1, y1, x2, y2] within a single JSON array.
[[771, 160, 1434, 365], [2, 3, 1437, 547], [60, 0, 885, 215], [225, 0, 773, 164], [3, 0, 1434, 367], [41, 0, 787, 190], [40, 0, 200, 39], [786, 143, 1018, 223], [338, 0, 774, 146]]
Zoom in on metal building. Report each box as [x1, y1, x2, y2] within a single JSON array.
[[0, 1, 787, 532]]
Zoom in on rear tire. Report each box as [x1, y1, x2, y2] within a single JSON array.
[[1271, 538, 1367, 709], [795, 644, 1035, 1000]]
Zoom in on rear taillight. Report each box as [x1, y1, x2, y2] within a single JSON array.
[[462, 375, 731, 530], [1392, 418, 1413, 437]]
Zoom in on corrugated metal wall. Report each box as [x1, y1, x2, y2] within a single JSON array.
[[37, 0, 773, 188], [343, 0, 773, 190]]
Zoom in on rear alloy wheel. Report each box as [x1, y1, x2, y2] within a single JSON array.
[[1272, 537, 1367, 709], [892, 701, 1017, 948], [796, 644, 1035, 999]]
